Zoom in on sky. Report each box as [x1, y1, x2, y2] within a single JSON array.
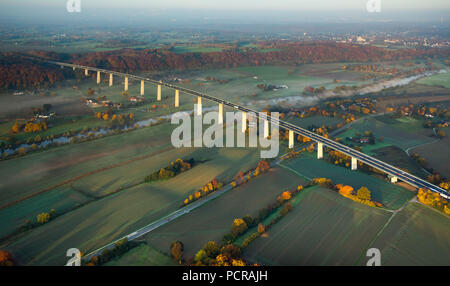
[[0, 0, 449, 25], [1, 0, 449, 11]]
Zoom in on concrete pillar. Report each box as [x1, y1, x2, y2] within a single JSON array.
[[175, 90, 179, 107], [85, 69, 89, 76], [197, 96, 202, 116], [157, 84, 162, 101], [351, 157, 358, 171], [124, 77, 129, 91], [109, 74, 113, 86], [242, 112, 247, 133], [73, 66, 76, 71], [390, 175, 398, 183], [218, 103, 223, 124], [97, 71, 101, 84], [140, 80, 145, 96], [317, 142, 323, 159], [264, 119, 269, 138], [289, 130, 294, 149]]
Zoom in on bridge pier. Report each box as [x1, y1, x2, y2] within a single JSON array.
[[109, 74, 113, 86], [124, 77, 129, 91], [157, 84, 161, 101], [317, 142, 323, 159], [73, 66, 76, 71], [197, 96, 202, 116], [242, 112, 247, 133], [389, 175, 398, 183], [289, 130, 294, 149], [85, 69, 89, 76], [175, 90, 179, 107], [97, 71, 101, 84], [351, 157, 358, 170], [218, 103, 223, 124], [140, 80, 145, 96], [264, 119, 269, 138]]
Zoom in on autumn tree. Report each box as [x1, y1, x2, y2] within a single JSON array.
[[220, 244, 242, 261], [231, 259, 246, 266], [10, 121, 22, 134], [231, 218, 248, 238], [336, 184, 352, 195], [257, 223, 265, 234], [444, 205, 450, 216], [281, 191, 292, 200], [417, 188, 449, 215], [37, 212, 50, 224], [0, 250, 14, 266], [280, 203, 293, 216], [203, 241, 220, 258], [257, 160, 270, 172], [356, 187, 371, 201], [170, 241, 184, 263], [194, 249, 207, 265]]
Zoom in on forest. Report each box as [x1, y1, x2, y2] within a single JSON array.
[[1, 42, 449, 90]]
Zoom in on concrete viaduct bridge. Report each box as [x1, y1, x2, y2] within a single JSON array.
[[52, 61, 449, 199]]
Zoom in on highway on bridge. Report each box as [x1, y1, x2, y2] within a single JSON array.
[[52, 61, 448, 198]]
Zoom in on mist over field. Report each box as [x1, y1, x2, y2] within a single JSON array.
[[249, 69, 450, 109]]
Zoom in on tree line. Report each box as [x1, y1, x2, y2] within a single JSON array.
[[144, 158, 195, 182], [1, 43, 449, 90]]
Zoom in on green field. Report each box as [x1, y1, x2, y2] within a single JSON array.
[[2, 145, 262, 266], [0, 122, 174, 207], [369, 202, 450, 266], [285, 115, 344, 129], [0, 186, 91, 239], [168, 64, 370, 109], [417, 73, 450, 89], [1, 121, 267, 266], [171, 46, 223, 54], [372, 146, 429, 178], [0, 76, 206, 144], [280, 153, 415, 210], [72, 146, 262, 198], [243, 186, 391, 266], [334, 114, 438, 177], [413, 127, 450, 178], [337, 116, 435, 151], [144, 167, 308, 260], [104, 243, 177, 266], [0, 114, 264, 231]]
